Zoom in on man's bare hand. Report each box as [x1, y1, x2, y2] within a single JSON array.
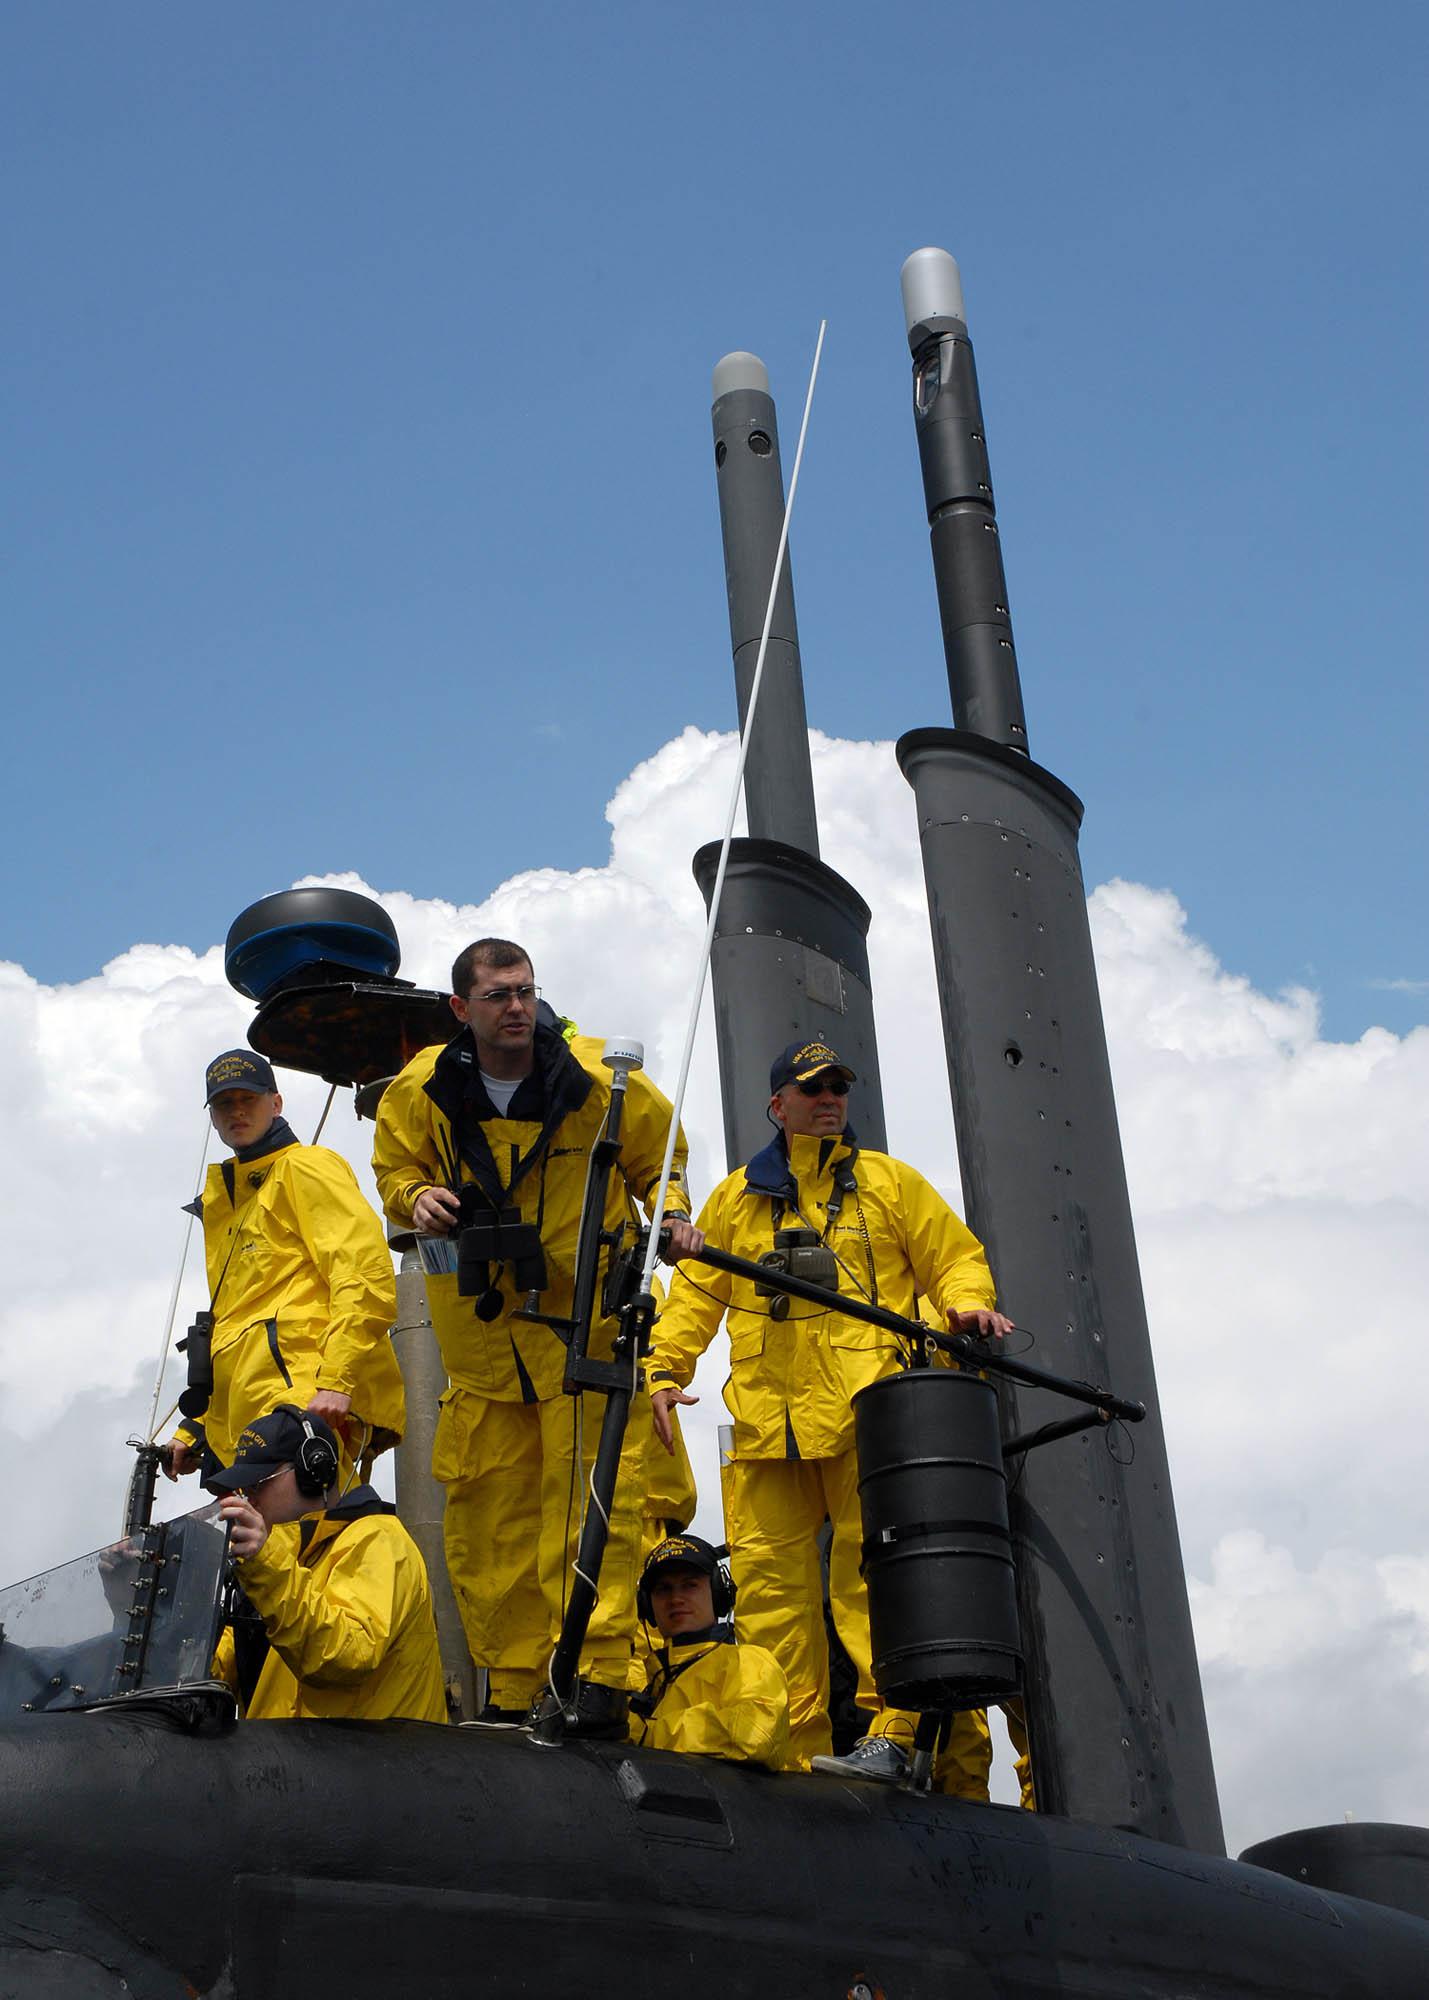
[[659, 1216, 705, 1264], [305, 1389, 352, 1430], [650, 1385, 699, 1452], [163, 1439, 198, 1481], [219, 1493, 269, 1561], [948, 1307, 1015, 1342], [412, 1186, 462, 1235]]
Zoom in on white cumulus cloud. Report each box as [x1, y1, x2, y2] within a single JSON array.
[[0, 729, 1424, 1853]]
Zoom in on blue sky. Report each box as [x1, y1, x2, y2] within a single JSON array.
[[6, 1, 1425, 1042]]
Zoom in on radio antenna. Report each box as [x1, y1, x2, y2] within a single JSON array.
[[143, 1119, 212, 1445]]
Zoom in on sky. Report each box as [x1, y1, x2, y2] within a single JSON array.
[[5, 1, 1426, 1042], [2, 3, 1427, 1854]]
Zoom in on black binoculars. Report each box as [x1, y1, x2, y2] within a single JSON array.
[[756, 1227, 840, 1318], [456, 1205, 547, 1299], [177, 1309, 216, 1418]]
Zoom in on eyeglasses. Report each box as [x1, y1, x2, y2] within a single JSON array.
[[236, 1468, 283, 1496], [795, 1074, 850, 1097], [469, 983, 541, 1008]]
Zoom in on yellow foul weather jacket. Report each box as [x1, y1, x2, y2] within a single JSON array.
[[372, 1025, 691, 1404], [650, 1130, 997, 1460], [177, 1133, 403, 1468], [213, 1494, 447, 1722], [634, 1635, 790, 1768]]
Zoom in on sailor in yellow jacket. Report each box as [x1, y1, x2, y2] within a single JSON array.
[[631, 1534, 789, 1769], [165, 1050, 404, 1483], [372, 938, 701, 1736], [649, 1038, 1012, 1784], [210, 1406, 447, 1723]]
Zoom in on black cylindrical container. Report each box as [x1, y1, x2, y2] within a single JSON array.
[[854, 1368, 1022, 1710]]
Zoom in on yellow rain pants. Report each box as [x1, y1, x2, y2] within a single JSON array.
[[433, 1383, 649, 1709]]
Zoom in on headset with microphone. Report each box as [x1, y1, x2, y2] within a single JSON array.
[[275, 1406, 342, 1498], [636, 1533, 736, 1626]]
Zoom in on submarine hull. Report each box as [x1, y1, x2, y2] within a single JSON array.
[[2, 1713, 1426, 1998]]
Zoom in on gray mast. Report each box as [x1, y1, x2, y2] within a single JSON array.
[[896, 248, 1223, 1851], [389, 1245, 477, 1721], [901, 248, 1028, 750], [710, 352, 821, 853], [697, 352, 886, 1166]]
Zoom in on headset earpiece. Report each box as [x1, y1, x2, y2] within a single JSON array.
[[281, 1407, 340, 1498], [636, 1537, 737, 1626], [711, 1558, 736, 1620]]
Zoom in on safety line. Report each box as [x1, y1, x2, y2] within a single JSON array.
[[636, 319, 828, 1297], [144, 1120, 212, 1444]]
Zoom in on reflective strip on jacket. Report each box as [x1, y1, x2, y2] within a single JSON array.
[[635, 1635, 789, 1769], [214, 1505, 446, 1722], [372, 1029, 691, 1403], [649, 1131, 996, 1459], [178, 1143, 403, 1465]]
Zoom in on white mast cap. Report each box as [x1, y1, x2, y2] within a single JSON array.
[[712, 351, 770, 398], [900, 247, 966, 331]]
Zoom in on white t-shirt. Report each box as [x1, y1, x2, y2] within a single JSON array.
[[480, 1069, 523, 1116]]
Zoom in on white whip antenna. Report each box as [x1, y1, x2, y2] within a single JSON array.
[[638, 319, 827, 1294], [144, 1118, 212, 1443]]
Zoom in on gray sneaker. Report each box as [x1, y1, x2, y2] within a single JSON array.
[[811, 1736, 909, 1784]]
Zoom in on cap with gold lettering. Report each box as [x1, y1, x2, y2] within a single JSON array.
[[204, 1049, 278, 1104], [768, 1040, 856, 1093]]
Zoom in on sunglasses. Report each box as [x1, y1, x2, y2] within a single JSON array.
[[795, 1074, 851, 1097], [469, 983, 540, 1007]]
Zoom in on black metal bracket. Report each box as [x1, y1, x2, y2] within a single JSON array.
[[689, 1242, 1145, 1429], [117, 1524, 167, 1687], [565, 1350, 643, 1395], [1003, 1409, 1115, 1458], [514, 1223, 629, 1362], [123, 1438, 164, 1538]]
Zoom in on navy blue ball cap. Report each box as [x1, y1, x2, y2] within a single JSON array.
[[769, 1039, 857, 1093], [204, 1048, 278, 1104], [639, 1533, 723, 1589], [207, 1407, 338, 1491]]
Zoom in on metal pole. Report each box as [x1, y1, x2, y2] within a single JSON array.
[[902, 247, 1029, 751], [711, 351, 820, 853], [689, 1241, 1144, 1423], [697, 346, 888, 1167], [535, 1054, 647, 1731], [391, 1247, 476, 1722], [693, 841, 888, 1164], [896, 248, 1223, 1853], [540, 1363, 637, 1715]]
